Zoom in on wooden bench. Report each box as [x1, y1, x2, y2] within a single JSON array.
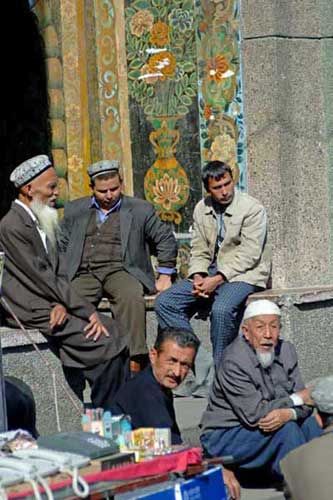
[[97, 295, 157, 313]]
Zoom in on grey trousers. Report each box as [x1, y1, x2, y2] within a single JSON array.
[[72, 270, 147, 357]]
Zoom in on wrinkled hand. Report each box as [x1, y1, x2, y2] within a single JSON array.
[[296, 388, 314, 406], [223, 468, 241, 500], [258, 409, 293, 433], [155, 274, 172, 293], [192, 274, 223, 298], [49, 304, 68, 330], [84, 312, 110, 342]]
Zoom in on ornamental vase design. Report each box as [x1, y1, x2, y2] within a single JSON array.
[[144, 116, 190, 225]]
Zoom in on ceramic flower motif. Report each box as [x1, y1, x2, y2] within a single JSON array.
[[140, 64, 159, 85], [126, 2, 197, 117], [203, 104, 213, 120], [149, 21, 170, 47], [148, 51, 177, 81], [209, 133, 237, 167], [168, 8, 193, 31], [130, 9, 154, 37], [67, 154, 83, 174], [206, 55, 230, 83], [152, 174, 181, 210]]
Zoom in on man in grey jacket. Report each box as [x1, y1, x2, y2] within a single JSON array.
[[60, 160, 177, 373], [155, 161, 271, 365], [200, 300, 322, 482]]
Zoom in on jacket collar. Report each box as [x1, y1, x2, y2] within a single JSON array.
[[12, 200, 35, 228], [203, 190, 240, 217]]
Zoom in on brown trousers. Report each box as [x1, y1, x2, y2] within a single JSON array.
[[72, 270, 147, 356]]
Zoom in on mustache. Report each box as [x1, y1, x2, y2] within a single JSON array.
[[167, 372, 181, 383]]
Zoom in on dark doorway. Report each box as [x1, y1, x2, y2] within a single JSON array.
[[0, 0, 51, 218]]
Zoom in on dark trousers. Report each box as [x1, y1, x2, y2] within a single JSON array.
[[155, 279, 260, 365], [72, 270, 147, 357], [201, 416, 323, 481], [63, 348, 129, 410]]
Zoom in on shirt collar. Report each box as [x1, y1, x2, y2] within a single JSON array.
[[89, 196, 122, 214], [15, 199, 38, 223]]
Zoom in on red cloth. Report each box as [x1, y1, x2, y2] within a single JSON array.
[[8, 447, 202, 499]]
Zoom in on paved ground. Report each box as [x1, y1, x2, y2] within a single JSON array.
[[174, 397, 285, 500]]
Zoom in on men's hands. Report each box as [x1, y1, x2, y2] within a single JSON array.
[[258, 409, 293, 433], [296, 388, 314, 406], [155, 274, 172, 293], [192, 273, 224, 298], [222, 468, 241, 500], [49, 304, 68, 330], [84, 312, 110, 342]]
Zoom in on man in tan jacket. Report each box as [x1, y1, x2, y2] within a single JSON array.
[[155, 161, 271, 365]]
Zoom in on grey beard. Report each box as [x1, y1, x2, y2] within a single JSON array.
[[256, 349, 275, 369], [30, 199, 59, 249]]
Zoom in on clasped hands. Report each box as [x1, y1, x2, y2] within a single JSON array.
[[258, 409, 294, 433], [49, 304, 109, 341], [258, 388, 314, 432], [191, 273, 224, 298]]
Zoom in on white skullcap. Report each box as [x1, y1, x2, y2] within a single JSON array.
[[311, 376, 333, 414], [87, 160, 119, 179], [10, 155, 52, 188], [243, 299, 281, 321]]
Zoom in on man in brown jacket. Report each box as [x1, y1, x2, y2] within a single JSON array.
[[0, 155, 128, 408], [155, 161, 271, 365]]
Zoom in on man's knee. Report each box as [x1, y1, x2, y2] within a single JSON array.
[[275, 421, 306, 447], [211, 300, 234, 321], [108, 285, 145, 308], [155, 288, 171, 313]]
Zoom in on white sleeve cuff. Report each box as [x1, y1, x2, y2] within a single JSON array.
[[290, 393, 304, 406], [290, 409, 297, 420]]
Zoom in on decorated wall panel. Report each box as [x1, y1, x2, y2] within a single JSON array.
[[35, 0, 245, 231], [196, 0, 246, 189], [34, 0, 69, 211], [124, 0, 245, 232]]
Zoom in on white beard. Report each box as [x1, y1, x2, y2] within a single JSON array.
[[256, 349, 275, 369], [30, 199, 59, 249]]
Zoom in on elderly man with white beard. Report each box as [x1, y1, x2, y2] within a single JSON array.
[[200, 299, 322, 483], [0, 155, 128, 409]]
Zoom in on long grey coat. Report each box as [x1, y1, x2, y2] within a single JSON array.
[[59, 195, 177, 293], [0, 202, 127, 369]]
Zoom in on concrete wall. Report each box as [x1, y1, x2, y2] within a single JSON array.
[[241, 0, 333, 288], [0, 329, 81, 436]]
